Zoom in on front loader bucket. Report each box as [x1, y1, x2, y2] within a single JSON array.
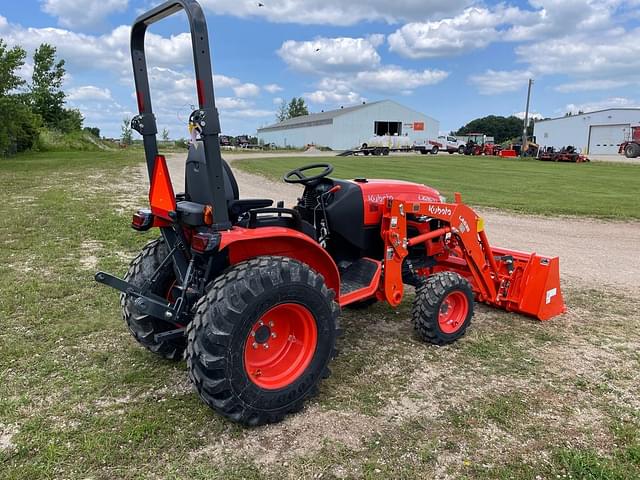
[[493, 248, 566, 321]]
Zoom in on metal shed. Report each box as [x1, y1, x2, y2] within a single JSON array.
[[257, 100, 439, 150], [533, 108, 640, 155]]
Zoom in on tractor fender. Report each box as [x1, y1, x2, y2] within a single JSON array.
[[218, 226, 341, 300]]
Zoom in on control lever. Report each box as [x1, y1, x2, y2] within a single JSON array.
[[317, 185, 341, 247]]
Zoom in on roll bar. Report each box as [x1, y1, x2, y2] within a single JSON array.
[[130, 0, 230, 227]]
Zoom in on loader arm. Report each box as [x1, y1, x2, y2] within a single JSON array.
[[381, 195, 566, 321]]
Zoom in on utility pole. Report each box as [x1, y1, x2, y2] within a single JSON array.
[[522, 78, 534, 157]]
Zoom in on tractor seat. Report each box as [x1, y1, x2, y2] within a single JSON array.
[[185, 142, 274, 221], [185, 142, 314, 238]]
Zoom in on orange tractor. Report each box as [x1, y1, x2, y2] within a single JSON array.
[[96, 0, 566, 426]]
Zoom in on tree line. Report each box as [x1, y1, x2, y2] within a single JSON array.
[[455, 115, 540, 144], [0, 39, 95, 156]]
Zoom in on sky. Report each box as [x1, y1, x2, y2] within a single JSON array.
[[1, 0, 640, 139]]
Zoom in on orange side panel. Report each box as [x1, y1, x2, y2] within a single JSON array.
[[149, 155, 176, 220]]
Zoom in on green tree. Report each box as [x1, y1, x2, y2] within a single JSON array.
[[0, 39, 26, 96], [121, 117, 133, 145], [84, 126, 100, 138], [287, 97, 309, 119], [30, 44, 66, 128], [276, 100, 287, 123], [0, 39, 42, 156], [456, 115, 523, 143], [59, 108, 83, 133]]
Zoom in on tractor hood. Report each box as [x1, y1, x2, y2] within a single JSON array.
[[351, 179, 442, 226]]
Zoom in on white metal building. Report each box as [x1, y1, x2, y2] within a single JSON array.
[[533, 108, 640, 155], [257, 100, 439, 150]]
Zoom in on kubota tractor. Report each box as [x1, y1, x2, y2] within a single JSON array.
[[96, 0, 566, 426]]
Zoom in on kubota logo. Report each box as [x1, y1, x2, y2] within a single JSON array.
[[367, 194, 392, 203], [428, 205, 452, 216]]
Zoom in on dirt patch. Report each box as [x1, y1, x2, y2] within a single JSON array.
[[0, 424, 19, 451], [191, 405, 374, 466], [79, 240, 103, 270]]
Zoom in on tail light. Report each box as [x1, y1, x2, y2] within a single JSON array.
[[132, 209, 153, 231], [191, 232, 221, 254]]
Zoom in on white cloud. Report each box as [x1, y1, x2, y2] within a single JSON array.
[[264, 83, 283, 93], [272, 97, 284, 105], [199, 0, 470, 26], [554, 79, 634, 93], [42, 0, 128, 29], [233, 83, 260, 97], [388, 1, 623, 59], [353, 67, 448, 92], [278, 37, 381, 74], [305, 79, 366, 106], [468, 70, 533, 95], [516, 28, 640, 78], [0, 20, 193, 76], [388, 7, 515, 59], [564, 97, 640, 114], [513, 111, 544, 120], [303, 67, 447, 106], [217, 97, 251, 109], [214, 74, 240, 88], [67, 86, 113, 101], [224, 109, 274, 118]]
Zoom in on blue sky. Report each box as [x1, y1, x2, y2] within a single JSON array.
[[1, 0, 639, 138]]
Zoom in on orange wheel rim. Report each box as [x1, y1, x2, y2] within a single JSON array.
[[438, 291, 468, 334], [244, 303, 318, 390]]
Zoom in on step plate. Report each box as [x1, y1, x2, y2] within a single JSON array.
[[339, 258, 380, 296]]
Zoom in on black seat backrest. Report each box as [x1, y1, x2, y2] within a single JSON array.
[[185, 140, 239, 205]]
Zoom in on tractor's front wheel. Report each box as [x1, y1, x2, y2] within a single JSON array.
[[121, 238, 187, 360], [186, 256, 340, 426], [412, 271, 474, 345]]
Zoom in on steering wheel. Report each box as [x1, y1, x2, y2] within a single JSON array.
[[283, 163, 334, 184]]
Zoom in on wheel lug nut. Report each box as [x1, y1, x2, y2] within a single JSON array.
[[271, 332, 277, 339], [269, 321, 274, 327], [251, 331, 256, 337], [263, 343, 269, 350], [252, 342, 258, 349], [259, 320, 264, 326]]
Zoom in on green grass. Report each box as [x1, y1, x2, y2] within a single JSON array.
[[1, 150, 640, 478], [236, 155, 640, 219]]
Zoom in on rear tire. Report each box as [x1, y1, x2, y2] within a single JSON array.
[[412, 271, 473, 345], [121, 238, 186, 360], [624, 143, 640, 158], [458, 145, 465, 154], [186, 256, 340, 426], [431, 146, 439, 154]]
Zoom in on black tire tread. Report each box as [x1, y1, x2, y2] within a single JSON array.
[[121, 238, 186, 360], [412, 271, 473, 345], [186, 256, 340, 426]]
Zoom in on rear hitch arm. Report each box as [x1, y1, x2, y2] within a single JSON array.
[[95, 272, 181, 324]]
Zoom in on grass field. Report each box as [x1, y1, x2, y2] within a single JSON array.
[[1, 151, 639, 479], [236, 155, 640, 220]]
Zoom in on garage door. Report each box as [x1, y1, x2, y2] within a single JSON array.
[[589, 124, 629, 155]]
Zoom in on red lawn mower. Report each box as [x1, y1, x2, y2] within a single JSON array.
[[96, 0, 566, 426]]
